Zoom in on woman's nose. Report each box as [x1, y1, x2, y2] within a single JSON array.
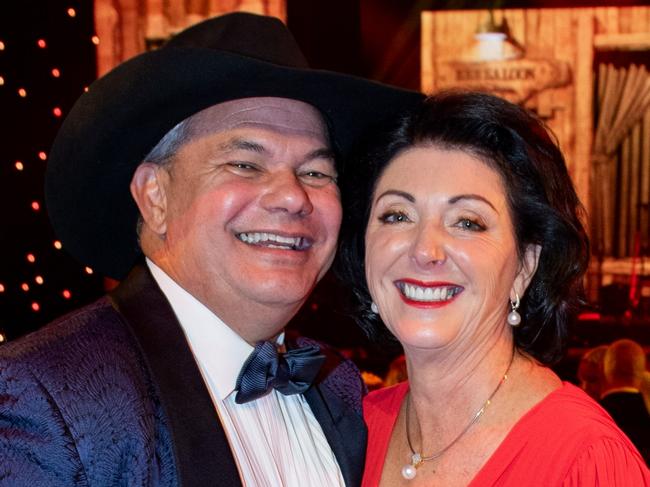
[[410, 222, 447, 268], [259, 171, 314, 216]]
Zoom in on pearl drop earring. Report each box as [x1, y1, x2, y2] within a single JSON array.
[[370, 302, 379, 314], [507, 292, 521, 326]]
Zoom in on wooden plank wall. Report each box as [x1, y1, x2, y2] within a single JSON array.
[[422, 7, 650, 227], [94, 0, 286, 76]]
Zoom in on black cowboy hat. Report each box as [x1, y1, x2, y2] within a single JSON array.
[[45, 12, 423, 280]]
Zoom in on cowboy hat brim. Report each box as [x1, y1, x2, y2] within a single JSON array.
[[45, 46, 423, 280]]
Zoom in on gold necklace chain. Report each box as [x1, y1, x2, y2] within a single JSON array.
[[401, 352, 515, 480]]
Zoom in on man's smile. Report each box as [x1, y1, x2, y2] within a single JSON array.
[[237, 232, 312, 250]]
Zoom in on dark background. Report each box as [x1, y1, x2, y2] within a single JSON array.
[[1, 0, 647, 375]]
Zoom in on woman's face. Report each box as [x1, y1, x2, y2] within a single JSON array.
[[364, 146, 538, 352]]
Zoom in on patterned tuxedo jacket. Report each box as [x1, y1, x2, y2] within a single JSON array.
[[0, 265, 367, 486]]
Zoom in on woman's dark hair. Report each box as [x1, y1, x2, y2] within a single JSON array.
[[337, 91, 590, 365]]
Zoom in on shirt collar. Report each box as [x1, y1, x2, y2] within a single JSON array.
[[146, 258, 257, 399]]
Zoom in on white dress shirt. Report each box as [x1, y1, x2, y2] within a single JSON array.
[[147, 259, 345, 486]]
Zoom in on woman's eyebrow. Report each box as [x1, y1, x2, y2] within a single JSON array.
[[375, 189, 415, 203], [448, 193, 498, 212]]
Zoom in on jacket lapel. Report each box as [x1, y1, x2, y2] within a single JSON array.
[[297, 338, 367, 487], [110, 265, 242, 487]]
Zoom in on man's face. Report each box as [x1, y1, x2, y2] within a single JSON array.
[[146, 98, 342, 340]]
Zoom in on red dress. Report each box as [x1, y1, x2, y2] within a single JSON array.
[[362, 382, 650, 486]]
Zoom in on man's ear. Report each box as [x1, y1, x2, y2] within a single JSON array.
[[130, 163, 169, 236], [512, 244, 541, 300]]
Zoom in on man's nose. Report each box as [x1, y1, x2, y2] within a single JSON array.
[[410, 222, 447, 268], [259, 171, 314, 216]]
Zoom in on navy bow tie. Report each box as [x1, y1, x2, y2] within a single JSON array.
[[235, 340, 325, 404]]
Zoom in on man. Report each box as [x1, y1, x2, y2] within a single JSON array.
[[577, 344, 608, 400], [600, 339, 650, 464], [0, 13, 421, 486]]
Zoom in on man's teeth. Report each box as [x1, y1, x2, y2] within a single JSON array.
[[400, 283, 461, 302], [238, 232, 305, 249]]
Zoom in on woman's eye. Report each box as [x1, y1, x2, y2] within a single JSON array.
[[379, 211, 410, 224], [456, 218, 485, 231]]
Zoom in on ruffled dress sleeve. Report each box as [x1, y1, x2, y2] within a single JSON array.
[[562, 436, 650, 486]]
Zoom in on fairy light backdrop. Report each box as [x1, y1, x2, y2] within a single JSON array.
[[0, 2, 103, 342]]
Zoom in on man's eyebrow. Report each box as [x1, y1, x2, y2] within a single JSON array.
[[305, 147, 336, 161], [218, 138, 266, 153], [375, 189, 415, 203], [448, 193, 498, 212]]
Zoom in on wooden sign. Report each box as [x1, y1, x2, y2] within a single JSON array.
[[437, 57, 571, 104]]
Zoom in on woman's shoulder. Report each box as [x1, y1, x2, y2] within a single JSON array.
[[520, 382, 632, 442], [476, 382, 649, 485]]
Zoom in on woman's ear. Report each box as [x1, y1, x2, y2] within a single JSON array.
[[130, 163, 170, 236], [512, 244, 541, 299]]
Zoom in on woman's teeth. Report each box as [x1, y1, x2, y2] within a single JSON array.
[[399, 282, 462, 302]]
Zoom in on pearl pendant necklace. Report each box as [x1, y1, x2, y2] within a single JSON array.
[[401, 352, 514, 480]]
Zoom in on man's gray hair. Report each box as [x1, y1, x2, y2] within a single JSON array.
[[143, 117, 192, 167]]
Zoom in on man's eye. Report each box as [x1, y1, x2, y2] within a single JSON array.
[[299, 171, 337, 186], [456, 218, 485, 231], [379, 211, 410, 224], [229, 162, 257, 170]]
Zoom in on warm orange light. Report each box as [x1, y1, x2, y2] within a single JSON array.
[[85, 266, 93, 274], [21, 283, 29, 292], [53, 107, 62, 117], [37, 39, 47, 48], [35, 276, 44, 285], [0, 41, 5, 50], [91, 36, 100, 45], [51, 68, 61, 78], [15, 161, 24, 171], [67, 8, 76, 17], [31, 302, 40, 311], [0, 283, 5, 292], [54, 240, 63, 249], [38, 151, 47, 160], [0, 76, 4, 86], [62, 289, 72, 299], [27, 253, 36, 263], [31, 201, 40, 211], [18, 88, 27, 97]]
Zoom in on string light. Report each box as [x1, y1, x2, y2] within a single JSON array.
[[0, 334, 5, 344], [3, 4, 105, 341]]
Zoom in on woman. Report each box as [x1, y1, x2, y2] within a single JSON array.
[[338, 92, 650, 485]]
